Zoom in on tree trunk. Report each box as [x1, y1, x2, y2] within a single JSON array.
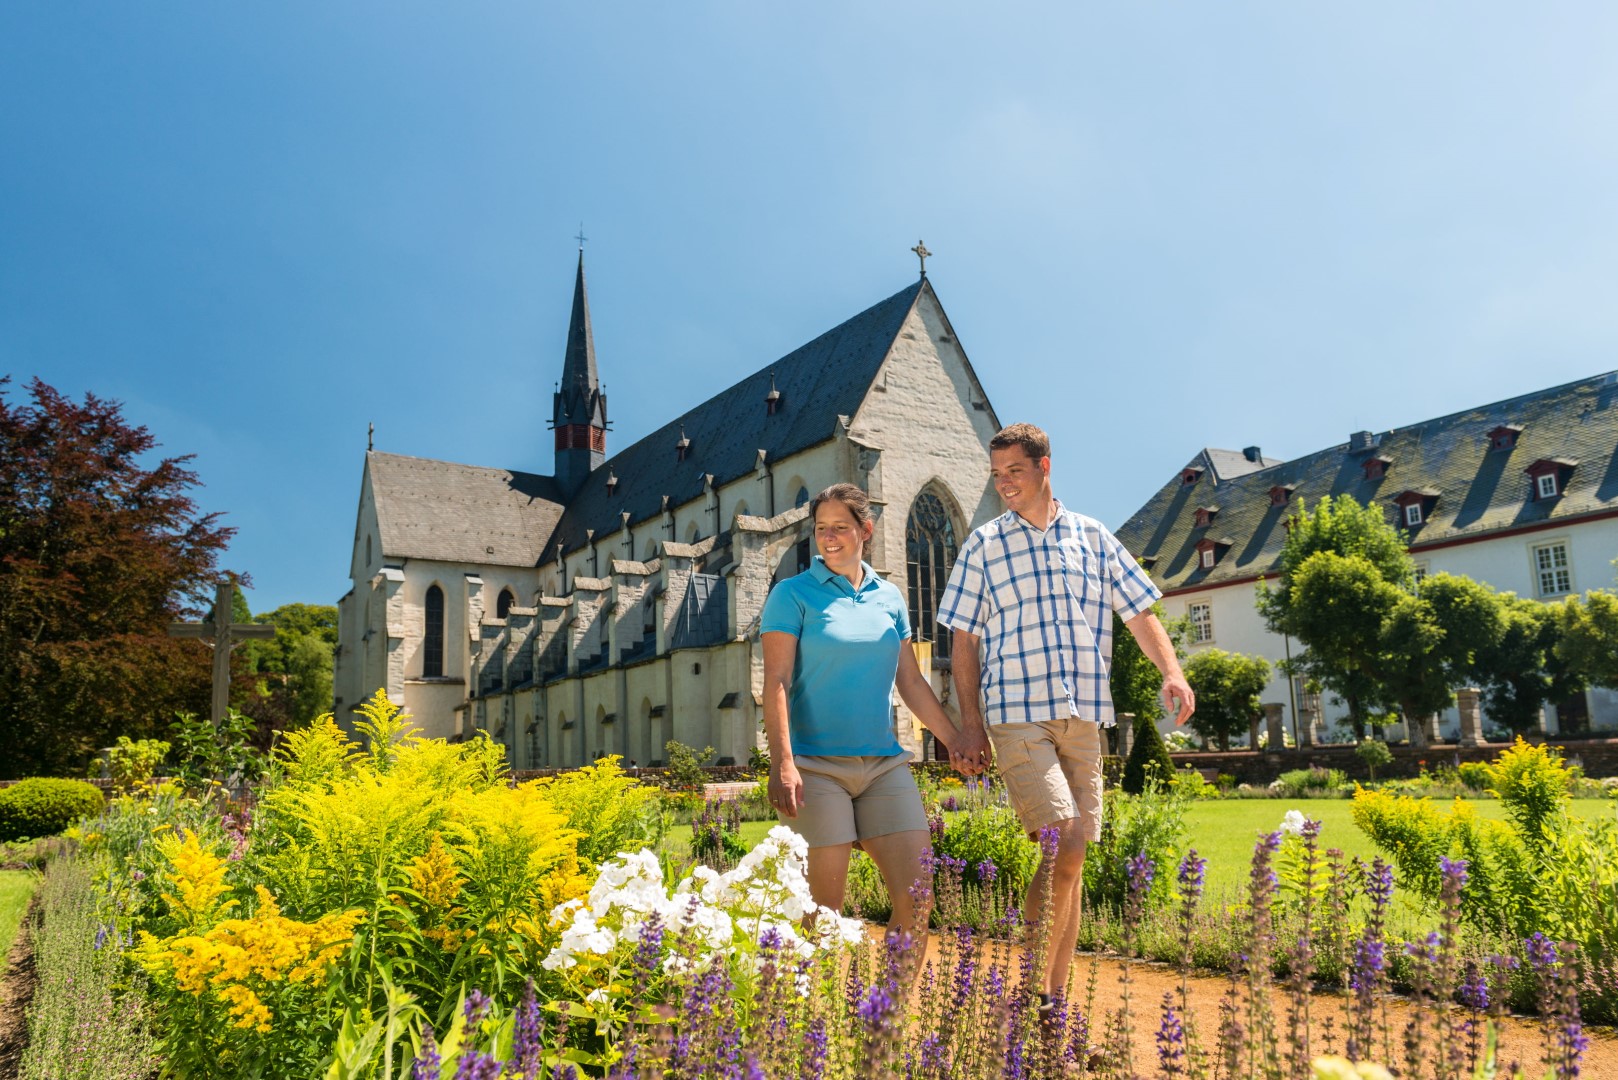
[[1404, 703, 1428, 750], [1219, 731, 1230, 752]]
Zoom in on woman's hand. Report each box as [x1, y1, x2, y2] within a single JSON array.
[[769, 759, 805, 818]]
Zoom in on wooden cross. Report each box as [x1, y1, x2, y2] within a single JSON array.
[[911, 240, 931, 277], [168, 582, 275, 725]]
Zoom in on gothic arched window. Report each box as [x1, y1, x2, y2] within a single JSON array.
[[906, 489, 959, 663], [423, 584, 445, 678], [497, 588, 515, 619]]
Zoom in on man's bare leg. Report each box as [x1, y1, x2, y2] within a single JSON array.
[[1023, 817, 1089, 996]]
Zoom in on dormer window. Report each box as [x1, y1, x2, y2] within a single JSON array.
[[1392, 489, 1439, 528], [1488, 424, 1523, 451], [1268, 484, 1296, 507], [1362, 455, 1391, 481], [605, 471, 619, 495], [1195, 537, 1232, 570], [1194, 505, 1220, 528], [1525, 458, 1576, 501], [675, 426, 691, 464], [1181, 467, 1204, 486]]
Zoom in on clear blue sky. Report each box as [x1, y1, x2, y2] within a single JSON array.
[[4, 4, 1616, 612]]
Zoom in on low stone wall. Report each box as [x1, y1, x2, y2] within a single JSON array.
[[1169, 737, 1618, 785]]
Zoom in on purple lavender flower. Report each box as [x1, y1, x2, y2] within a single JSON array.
[[93, 922, 109, 950], [1459, 961, 1490, 1011], [1350, 937, 1387, 992], [508, 978, 543, 1077], [1439, 855, 1470, 891], [632, 914, 665, 984], [463, 988, 492, 1028], [1364, 858, 1394, 908], [1156, 993, 1187, 1076], [452, 1051, 503, 1080], [804, 1017, 829, 1080], [857, 983, 897, 1029], [1177, 850, 1207, 896], [975, 859, 998, 884], [411, 1024, 443, 1080], [1525, 932, 1559, 972], [1126, 852, 1156, 900]]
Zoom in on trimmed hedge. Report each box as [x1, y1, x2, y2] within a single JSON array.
[[1122, 714, 1176, 795], [0, 778, 104, 842]]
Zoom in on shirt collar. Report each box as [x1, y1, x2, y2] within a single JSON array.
[[809, 556, 877, 593], [1004, 498, 1068, 533]]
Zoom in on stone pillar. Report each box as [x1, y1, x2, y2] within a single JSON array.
[[1296, 710, 1313, 748], [1264, 702, 1287, 751], [1423, 714, 1443, 744], [1249, 716, 1262, 751], [1115, 714, 1135, 758], [1457, 688, 1486, 748]]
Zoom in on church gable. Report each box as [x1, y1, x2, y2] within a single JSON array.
[[366, 451, 566, 567]]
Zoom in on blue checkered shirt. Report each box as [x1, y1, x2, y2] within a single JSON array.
[[936, 502, 1161, 727]]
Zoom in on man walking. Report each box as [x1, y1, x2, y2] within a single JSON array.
[[938, 422, 1193, 1003]]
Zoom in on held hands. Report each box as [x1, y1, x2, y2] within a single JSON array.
[[1163, 674, 1196, 726], [769, 759, 805, 818], [948, 727, 993, 777]]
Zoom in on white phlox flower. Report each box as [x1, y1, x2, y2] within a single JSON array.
[[1279, 809, 1307, 836]]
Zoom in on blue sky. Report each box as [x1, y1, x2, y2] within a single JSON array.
[[4, 3, 1617, 612]]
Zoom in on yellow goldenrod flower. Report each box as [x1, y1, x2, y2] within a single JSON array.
[[158, 829, 235, 927]]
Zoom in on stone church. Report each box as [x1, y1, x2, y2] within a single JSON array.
[[333, 253, 1004, 768]]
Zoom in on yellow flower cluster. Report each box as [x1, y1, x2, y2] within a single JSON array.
[[139, 886, 364, 1033], [158, 828, 235, 926], [408, 833, 471, 951]]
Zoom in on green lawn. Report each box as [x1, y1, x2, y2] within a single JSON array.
[[0, 869, 38, 959]]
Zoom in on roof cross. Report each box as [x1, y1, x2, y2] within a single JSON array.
[[911, 240, 931, 278], [575, 224, 588, 250]]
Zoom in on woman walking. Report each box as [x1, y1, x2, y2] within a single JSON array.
[[760, 483, 964, 942]]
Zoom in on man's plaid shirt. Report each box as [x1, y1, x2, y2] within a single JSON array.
[[936, 501, 1161, 728]]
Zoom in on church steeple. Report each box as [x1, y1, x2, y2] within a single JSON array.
[[551, 249, 609, 496]]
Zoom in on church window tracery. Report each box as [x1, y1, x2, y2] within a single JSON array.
[[423, 585, 445, 678], [906, 488, 959, 663]]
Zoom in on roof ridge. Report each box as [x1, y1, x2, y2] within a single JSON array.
[[1349, 369, 1618, 446]]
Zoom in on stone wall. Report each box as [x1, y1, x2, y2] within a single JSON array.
[[1168, 737, 1618, 784]]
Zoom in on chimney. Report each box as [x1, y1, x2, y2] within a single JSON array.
[[1348, 431, 1376, 452], [1242, 446, 1263, 463]]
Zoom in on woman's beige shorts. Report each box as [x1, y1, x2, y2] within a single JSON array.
[[987, 716, 1105, 841], [780, 752, 928, 849]]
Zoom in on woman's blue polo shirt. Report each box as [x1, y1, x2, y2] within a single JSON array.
[[759, 557, 911, 757]]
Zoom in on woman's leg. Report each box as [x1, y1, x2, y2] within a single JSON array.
[[805, 842, 855, 912], [860, 828, 933, 973]]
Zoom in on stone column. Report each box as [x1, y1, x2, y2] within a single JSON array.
[[1423, 714, 1443, 744], [1296, 709, 1313, 748], [1115, 714, 1135, 758], [1457, 688, 1486, 748], [1264, 702, 1287, 751], [1249, 715, 1262, 751]]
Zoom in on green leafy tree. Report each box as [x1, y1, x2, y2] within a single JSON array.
[[1559, 589, 1618, 689], [1354, 736, 1393, 781], [1121, 713, 1175, 795], [1478, 595, 1585, 732], [1381, 573, 1507, 747], [1257, 496, 1414, 739], [1183, 648, 1271, 751], [0, 377, 233, 778], [240, 602, 338, 730], [1108, 606, 1189, 750]]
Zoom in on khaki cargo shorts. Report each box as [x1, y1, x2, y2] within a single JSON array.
[[781, 752, 927, 849], [988, 716, 1105, 842]]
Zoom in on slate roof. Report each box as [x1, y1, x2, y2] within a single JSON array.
[[539, 279, 927, 560], [1116, 371, 1618, 593], [367, 452, 565, 567]]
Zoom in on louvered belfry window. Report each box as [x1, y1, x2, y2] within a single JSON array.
[[906, 489, 959, 663]]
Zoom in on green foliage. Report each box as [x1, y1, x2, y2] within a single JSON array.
[[690, 797, 748, 870], [1274, 767, 1348, 798], [239, 602, 338, 731], [1484, 737, 1572, 852], [1121, 713, 1175, 795], [169, 708, 266, 790], [1456, 761, 1492, 792], [0, 778, 104, 842], [663, 739, 713, 792], [1559, 588, 1618, 687], [1354, 737, 1393, 781], [934, 802, 1041, 894], [532, 755, 656, 866], [1183, 648, 1271, 751], [1083, 781, 1189, 912], [101, 736, 170, 795], [1476, 595, 1583, 732]]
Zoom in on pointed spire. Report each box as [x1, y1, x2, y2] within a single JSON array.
[[559, 250, 601, 421]]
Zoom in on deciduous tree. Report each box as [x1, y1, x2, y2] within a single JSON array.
[[1183, 648, 1271, 751], [0, 377, 233, 778]]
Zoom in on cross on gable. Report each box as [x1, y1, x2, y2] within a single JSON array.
[[168, 582, 276, 725]]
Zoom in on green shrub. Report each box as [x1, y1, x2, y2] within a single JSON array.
[[101, 737, 170, 795], [1354, 737, 1393, 781], [1274, 766, 1347, 798], [1083, 780, 1189, 912], [1455, 761, 1492, 791], [530, 755, 656, 866], [1121, 714, 1175, 795], [663, 740, 713, 793], [0, 779, 105, 842], [934, 802, 1040, 895], [1484, 737, 1571, 851]]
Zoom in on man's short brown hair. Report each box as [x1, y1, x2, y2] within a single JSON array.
[[989, 423, 1050, 461]]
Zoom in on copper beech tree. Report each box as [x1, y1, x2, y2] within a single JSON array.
[[0, 377, 234, 778]]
